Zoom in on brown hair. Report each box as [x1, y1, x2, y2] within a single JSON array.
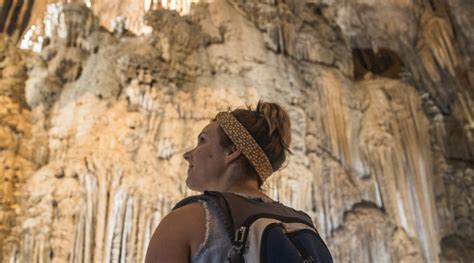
[[216, 101, 292, 187]]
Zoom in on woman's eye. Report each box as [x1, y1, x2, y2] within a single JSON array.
[[198, 137, 205, 144]]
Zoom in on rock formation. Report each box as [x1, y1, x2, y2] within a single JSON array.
[[0, 0, 473, 262]]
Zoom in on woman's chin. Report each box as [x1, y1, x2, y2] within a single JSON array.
[[185, 177, 202, 192]]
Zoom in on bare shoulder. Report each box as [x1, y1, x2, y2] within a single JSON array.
[[145, 202, 206, 263]]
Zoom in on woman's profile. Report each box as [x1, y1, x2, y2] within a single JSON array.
[[145, 101, 332, 262]]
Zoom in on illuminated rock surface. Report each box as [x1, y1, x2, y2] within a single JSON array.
[[0, 0, 473, 262]]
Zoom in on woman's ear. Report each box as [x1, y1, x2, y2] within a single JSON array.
[[225, 145, 242, 164]]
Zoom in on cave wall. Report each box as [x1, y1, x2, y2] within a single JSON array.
[[0, 0, 473, 262]]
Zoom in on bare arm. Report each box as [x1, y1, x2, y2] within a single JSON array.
[[145, 202, 206, 263]]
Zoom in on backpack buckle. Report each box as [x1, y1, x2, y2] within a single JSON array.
[[234, 226, 247, 243], [228, 245, 245, 263]]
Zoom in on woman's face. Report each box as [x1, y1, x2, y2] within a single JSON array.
[[183, 122, 229, 192]]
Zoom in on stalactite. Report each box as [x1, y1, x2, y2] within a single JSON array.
[[358, 78, 440, 262], [92, 165, 106, 263], [418, 12, 458, 80], [136, 198, 148, 263], [120, 196, 133, 262], [84, 171, 95, 263], [129, 196, 140, 262]]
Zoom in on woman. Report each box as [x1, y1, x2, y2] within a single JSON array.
[[145, 101, 331, 262]]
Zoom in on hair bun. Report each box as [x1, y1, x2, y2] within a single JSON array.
[[256, 101, 292, 154]]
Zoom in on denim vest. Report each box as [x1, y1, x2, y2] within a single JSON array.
[[191, 194, 274, 262]]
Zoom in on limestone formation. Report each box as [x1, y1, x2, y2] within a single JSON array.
[[0, 35, 39, 262], [0, 0, 473, 262]]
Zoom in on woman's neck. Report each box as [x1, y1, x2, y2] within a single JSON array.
[[222, 180, 268, 198], [216, 165, 267, 198]]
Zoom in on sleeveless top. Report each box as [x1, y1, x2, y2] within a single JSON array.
[[191, 194, 275, 262]]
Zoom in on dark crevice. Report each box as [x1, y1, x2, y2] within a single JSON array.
[[21, 0, 34, 35], [353, 48, 404, 80], [0, 0, 13, 32], [6, 0, 24, 35]]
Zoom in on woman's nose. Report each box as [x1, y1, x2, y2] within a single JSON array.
[[183, 149, 191, 162]]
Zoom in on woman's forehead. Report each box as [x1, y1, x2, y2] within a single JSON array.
[[200, 121, 218, 135]]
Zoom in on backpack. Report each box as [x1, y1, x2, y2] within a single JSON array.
[[174, 191, 333, 263]]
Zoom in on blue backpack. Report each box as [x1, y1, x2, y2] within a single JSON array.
[[174, 191, 333, 263]]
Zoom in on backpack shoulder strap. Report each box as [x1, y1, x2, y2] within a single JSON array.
[[217, 192, 316, 240], [221, 192, 314, 224], [172, 193, 209, 210]]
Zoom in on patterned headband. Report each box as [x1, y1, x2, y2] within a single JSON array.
[[215, 112, 273, 182]]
